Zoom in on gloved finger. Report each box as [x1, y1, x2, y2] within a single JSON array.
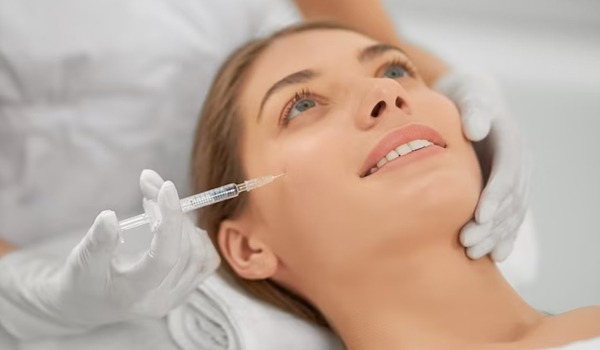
[[128, 182, 184, 291], [515, 153, 533, 210], [140, 169, 166, 200], [500, 172, 529, 230], [434, 71, 496, 141], [459, 220, 493, 247], [487, 193, 516, 235], [490, 235, 516, 262], [459, 101, 493, 142], [466, 235, 498, 260], [475, 125, 517, 223], [70, 210, 120, 274], [172, 227, 220, 301], [161, 222, 193, 289], [490, 206, 527, 246], [486, 154, 530, 240], [493, 167, 530, 231], [170, 231, 205, 301]]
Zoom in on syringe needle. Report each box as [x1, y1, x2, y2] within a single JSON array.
[[240, 173, 285, 192]]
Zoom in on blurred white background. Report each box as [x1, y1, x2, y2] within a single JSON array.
[[384, 0, 600, 314]]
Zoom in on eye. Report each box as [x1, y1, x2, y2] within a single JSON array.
[[383, 63, 409, 79], [281, 89, 319, 125], [289, 98, 316, 119]]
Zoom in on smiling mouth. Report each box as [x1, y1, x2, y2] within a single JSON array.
[[359, 124, 448, 178], [363, 139, 436, 177]]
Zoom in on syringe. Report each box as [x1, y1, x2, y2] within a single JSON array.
[[118, 174, 284, 231]]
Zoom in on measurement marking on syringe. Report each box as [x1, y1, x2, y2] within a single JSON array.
[[118, 174, 282, 231]]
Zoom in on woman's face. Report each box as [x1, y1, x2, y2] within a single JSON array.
[[229, 29, 482, 289]]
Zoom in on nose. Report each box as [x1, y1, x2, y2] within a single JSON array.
[[369, 97, 407, 118], [355, 78, 411, 129]]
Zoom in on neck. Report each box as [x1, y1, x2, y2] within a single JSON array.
[[309, 235, 543, 350]]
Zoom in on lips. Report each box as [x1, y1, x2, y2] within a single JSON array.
[[360, 124, 447, 177]]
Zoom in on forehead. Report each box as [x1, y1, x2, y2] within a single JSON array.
[[254, 29, 375, 78], [239, 29, 378, 112]]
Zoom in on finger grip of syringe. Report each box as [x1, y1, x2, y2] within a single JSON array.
[[180, 183, 239, 212]]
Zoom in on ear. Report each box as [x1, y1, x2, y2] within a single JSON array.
[[218, 219, 278, 280]]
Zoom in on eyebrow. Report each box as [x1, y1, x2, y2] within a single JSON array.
[[358, 43, 407, 63], [256, 43, 407, 122], [257, 69, 318, 121]]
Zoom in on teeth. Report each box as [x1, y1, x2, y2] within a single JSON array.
[[376, 158, 388, 168], [367, 139, 434, 176], [408, 139, 432, 151], [395, 144, 412, 156], [385, 150, 399, 161]]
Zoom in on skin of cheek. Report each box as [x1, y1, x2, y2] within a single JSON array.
[[242, 121, 365, 283], [409, 90, 484, 228]]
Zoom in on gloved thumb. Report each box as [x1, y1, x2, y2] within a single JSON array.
[[140, 169, 165, 201], [70, 210, 120, 272]]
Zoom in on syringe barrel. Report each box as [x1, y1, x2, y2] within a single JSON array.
[[180, 183, 239, 212]]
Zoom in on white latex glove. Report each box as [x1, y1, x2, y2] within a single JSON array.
[[0, 170, 220, 339], [435, 71, 532, 261]]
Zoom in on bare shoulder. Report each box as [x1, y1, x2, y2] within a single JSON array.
[[521, 306, 600, 348]]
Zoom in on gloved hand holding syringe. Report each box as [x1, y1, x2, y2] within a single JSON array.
[[0, 169, 283, 339], [119, 173, 284, 231]]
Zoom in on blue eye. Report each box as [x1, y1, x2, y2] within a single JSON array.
[[287, 98, 316, 120], [384, 64, 409, 79], [281, 89, 319, 126]]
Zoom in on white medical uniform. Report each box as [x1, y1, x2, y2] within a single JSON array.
[[0, 0, 298, 246]]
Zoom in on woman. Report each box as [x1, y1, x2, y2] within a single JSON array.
[[191, 22, 600, 349]]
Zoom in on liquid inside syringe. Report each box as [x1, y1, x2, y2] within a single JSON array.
[[118, 174, 283, 231]]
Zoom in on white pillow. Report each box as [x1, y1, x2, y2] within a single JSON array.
[[168, 272, 344, 350]]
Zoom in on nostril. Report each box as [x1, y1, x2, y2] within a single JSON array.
[[395, 96, 405, 109], [370, 101, 386, 118]]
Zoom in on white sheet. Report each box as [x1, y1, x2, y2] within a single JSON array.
[[548, 336, 600, 349]]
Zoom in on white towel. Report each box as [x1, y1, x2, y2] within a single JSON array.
[[167, 272, 344, 350], [547, 336, 600, 349]]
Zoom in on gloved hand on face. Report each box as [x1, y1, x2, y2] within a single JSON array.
[[435, 71, 532, 261], [0, 170, 220, 339]]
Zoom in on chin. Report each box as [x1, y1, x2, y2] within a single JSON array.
[[412, 165, 482, 232]]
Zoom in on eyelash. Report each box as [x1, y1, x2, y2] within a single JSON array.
[[386, 57, 418, 78], [280, 88, 315, 126], [279, 58, 417, 126]]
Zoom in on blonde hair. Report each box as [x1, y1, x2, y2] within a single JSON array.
[[191, 21, 359, 328]]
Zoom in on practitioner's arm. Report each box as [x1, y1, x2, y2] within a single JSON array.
[[0, 239, 15, 258]]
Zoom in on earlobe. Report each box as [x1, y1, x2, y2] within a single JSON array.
[[218, 220, 278, 280]]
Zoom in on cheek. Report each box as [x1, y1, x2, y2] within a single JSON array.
[[417, 91, 464, 137], [438, 106, 484, 224], [242, 125, 358, 268], [410, 90, 484, 223]]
